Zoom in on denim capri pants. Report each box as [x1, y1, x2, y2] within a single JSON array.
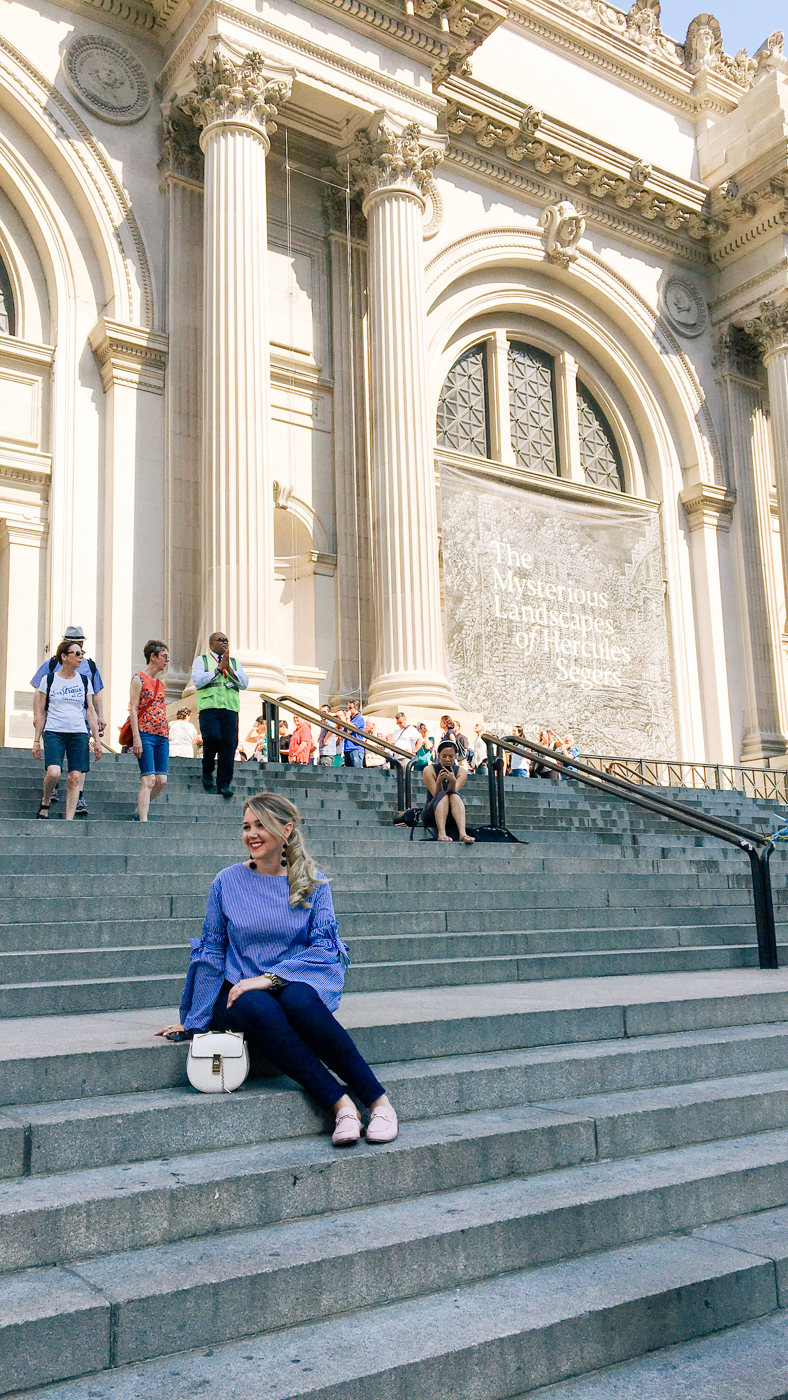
[[138, 732, 169, 777]]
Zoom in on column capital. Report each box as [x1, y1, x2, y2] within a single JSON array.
[[745, 300, 788, 362], [712, 326, 762, 382], [680, 482, 736, 533], [343, 116, 443, 216], [89, 318, 169, 395], [0, 517, 47, 549], [180, 47, 293, 152]]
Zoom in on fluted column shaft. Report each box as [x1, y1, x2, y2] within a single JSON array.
[[750, 302, 788, 640], [716, 344, 786, 758], [182, 50, 289, 690], [350, 119, 456, 712]]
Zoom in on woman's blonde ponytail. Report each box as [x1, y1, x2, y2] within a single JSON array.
[[243, 792, 325, 906]]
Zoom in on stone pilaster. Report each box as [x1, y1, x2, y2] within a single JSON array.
[[749, 300, 788, 639], [347, 117, 456, 713], [679, 481, 737, 763], [180, 48, 291, 695], [88, 317, 168, 740], [714, 328, 786, 761]]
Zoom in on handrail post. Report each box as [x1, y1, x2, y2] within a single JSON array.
[[395, 760, 405, 812], [750, 845, 780, 969], [404, 758, 417, 810], [265, 701, 279, 764], [495, 745, 506, 830], [487, 744, 499, 828]]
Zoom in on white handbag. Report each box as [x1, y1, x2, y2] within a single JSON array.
[[187, 1031, 250, 1093]]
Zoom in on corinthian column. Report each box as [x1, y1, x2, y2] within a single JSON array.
[[347, 118, 457, 713], [750, 300, 788, 636], [181, 49, 290, 692]]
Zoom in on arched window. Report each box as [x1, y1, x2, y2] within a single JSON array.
[[577, 383, 624, 492], [507, 342, 557, 476], [0, 258, 15, 336], [436, 342, 489, 456], [436, 329, 631, 495]]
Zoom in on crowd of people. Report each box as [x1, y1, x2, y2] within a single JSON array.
[[30, 622, 583, 822]]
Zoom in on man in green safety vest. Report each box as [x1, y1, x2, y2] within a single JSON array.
[[190, 631, 249, 797]]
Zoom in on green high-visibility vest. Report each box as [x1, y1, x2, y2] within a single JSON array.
[[195, 655, 241, 713]]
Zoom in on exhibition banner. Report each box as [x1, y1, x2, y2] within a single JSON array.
[[440, 463, 676, 756]]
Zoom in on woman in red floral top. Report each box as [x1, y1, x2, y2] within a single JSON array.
[[129, 640, 170, 822]]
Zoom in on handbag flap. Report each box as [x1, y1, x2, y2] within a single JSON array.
[[190, 1032, 246, 1059]]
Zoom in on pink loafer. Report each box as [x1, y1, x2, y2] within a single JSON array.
[[365, 1105, 398, 1144], [332, 1107, 362, 1146]]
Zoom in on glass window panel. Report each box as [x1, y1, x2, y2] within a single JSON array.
[[0, 258, 14, 336], [507, 342, 558, 475], [436, 342, 489, 457], [577, 383, 624, 491]]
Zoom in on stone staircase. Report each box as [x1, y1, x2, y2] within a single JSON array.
[[3, 750, 788, 1396]]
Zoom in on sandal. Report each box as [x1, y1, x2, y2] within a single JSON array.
[[36, 803, 50, 819]]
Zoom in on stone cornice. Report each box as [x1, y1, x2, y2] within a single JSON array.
[[157, 1, 444, 117], [443, 78, 710, 242], [680, 482, 736, 532], [505, 0, 771, 117], [708, 149, 788, 267], [88, 317, 169, 394]]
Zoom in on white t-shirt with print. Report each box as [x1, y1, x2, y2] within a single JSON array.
[[39, 672, 93, 733]]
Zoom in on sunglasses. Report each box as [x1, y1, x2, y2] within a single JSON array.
[[68, 649, 85, 657]]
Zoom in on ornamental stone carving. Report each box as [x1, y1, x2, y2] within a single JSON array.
[[755, 32, 784, 76], [180, 50, 292, 146], [62, 35, 151, 124], [661, 277, 707, 338], [159, 108, 203, 182], [345, 119, 443, 210], [747, 301, 788, 360], [539, 201, 585, 267]]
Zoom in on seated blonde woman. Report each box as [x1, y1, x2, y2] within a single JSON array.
[[422, 739, 475, 844]]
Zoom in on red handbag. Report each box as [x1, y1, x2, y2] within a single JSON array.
[[118, 718, 133, 747]]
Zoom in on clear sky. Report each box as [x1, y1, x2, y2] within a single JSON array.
[[660, 1, 784, 56]]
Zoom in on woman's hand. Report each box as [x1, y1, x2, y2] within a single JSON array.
[[32, 740, 41, 761], [132, 735, 143, 758], [226, 975, 273, 1008], [155, 1022, 186, 1037]]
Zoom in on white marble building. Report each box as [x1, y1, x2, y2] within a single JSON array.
[[0, 0, 787, 761]]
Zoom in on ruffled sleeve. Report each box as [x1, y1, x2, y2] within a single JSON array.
[[267, 879, 350, 1004], [180, 876, 229, 1030]]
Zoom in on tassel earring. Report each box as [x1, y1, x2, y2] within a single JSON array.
[[281, 843, 288, 868]]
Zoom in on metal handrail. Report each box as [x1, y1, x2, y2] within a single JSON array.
[[260, 694, 417, 810], [482, 732, 780, 971], [577, 754, 788, 803]]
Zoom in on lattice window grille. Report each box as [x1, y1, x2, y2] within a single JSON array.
[[436, 343, 489, 457], [578, 384, 624, 492], [0, 259, 14, 337], [507, 342, 558, 475]]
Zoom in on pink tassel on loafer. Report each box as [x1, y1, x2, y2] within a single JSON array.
[[365, 1105, 398, 1144], [332, 1107, 362, 1146]]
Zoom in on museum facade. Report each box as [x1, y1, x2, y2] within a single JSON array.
[[0, 0, 787, 760]]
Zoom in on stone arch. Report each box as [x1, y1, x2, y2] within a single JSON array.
[[425, 226, 722, 759], [0, 34, 155, 329]]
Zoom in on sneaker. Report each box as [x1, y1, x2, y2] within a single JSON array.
[[75, 797, 88, 815]]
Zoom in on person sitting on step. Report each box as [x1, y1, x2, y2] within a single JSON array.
[[156, 791, 398, 1147], [422, 738, 475, 844]]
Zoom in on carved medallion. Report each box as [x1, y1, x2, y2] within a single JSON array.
[[63, 35, 151, 125], [661, 277, 707, 338]]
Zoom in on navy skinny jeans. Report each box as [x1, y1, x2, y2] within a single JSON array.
[[210, 980, 385, 1111]]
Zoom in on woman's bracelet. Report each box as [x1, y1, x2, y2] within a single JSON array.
[[264, 973, 288, 990]]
